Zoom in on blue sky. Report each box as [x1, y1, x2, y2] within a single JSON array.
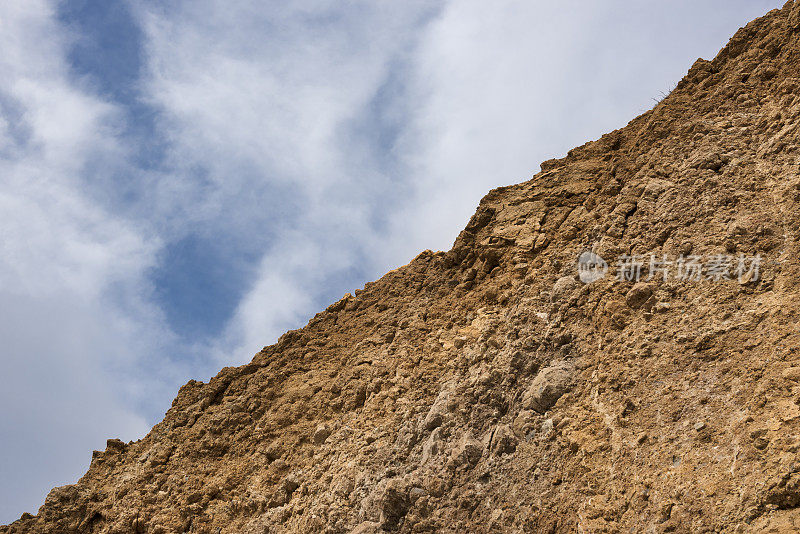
[[0, 0, 784, 523]]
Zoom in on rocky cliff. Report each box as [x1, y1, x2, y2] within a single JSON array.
[[6, 2, 800, 533]]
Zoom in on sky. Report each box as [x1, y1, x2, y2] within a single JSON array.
[[0, 0, 784, 523]]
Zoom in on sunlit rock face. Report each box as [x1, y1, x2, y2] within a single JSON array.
[[7, 3, 800, 532]]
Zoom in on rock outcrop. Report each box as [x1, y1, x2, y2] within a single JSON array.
[[7, 2, 800, 532]]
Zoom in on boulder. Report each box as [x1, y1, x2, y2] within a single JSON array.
[[523, 362, 573, 413]]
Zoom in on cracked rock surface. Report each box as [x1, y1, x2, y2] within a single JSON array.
[[7, 2, 800, 533]]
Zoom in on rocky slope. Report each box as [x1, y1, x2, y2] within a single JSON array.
[[7, 2, 800, 533]]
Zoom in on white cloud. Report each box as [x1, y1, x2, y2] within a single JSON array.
[[136, 0, 440, 365], [137, 1, 432, 221], [0, 0, 170, 521]]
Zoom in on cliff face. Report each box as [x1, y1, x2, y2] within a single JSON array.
[[7, 3, 800, 533]]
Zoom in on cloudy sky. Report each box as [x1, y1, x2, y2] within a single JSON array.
[[0, 0, 782, 522]]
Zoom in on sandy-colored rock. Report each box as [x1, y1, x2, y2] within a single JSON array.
[[522, 362, 573, 413], [8, 4, 800, 533], [312, 423, 331, 445]]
